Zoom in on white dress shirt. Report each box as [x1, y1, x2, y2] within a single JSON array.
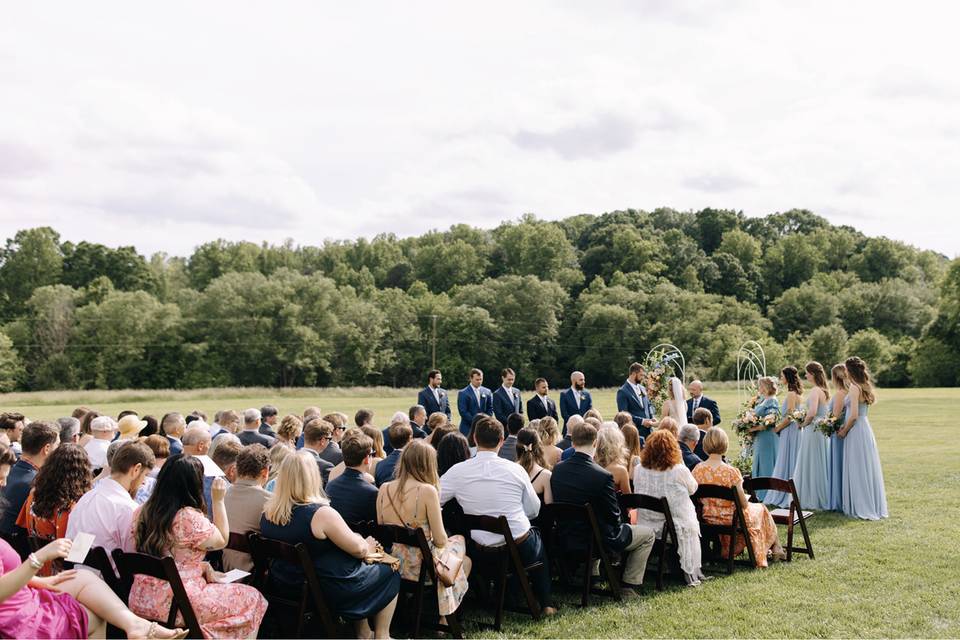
[[66, 477, 138, 556], [83, 438, 111, 469], [570, 386, 581, 408], [440, 451, 540, 546]]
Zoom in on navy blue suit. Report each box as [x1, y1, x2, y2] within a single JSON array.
[[166, 436, 184, 456], [0, 458, 37, 536], [457, 385, 493, 435], [616, 381, 651, 431], [374, 449, 402, 487], [687, 395, 721, 426], [326, 468, 379, 524], [418, 386, 452, 420], [492, 386, 523, 425], [551, 452, 632, 552], [526, 394, 558, 421], [680, 441, 702, 472], [559, 388, 592, 430]]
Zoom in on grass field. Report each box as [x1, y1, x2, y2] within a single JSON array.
[[3, 386, 958, 638]]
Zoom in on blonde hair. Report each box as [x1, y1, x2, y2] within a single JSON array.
[[263, 450, 326, 526], [831, 363, 849, 392], [361, 425, 385, 458], [536, 417, 560, 447], [595, 427, 627, 470], [268, 442, 292, 483], [277, 414, 303, 442], [702, 427, 729, 456], [657, 416, 679, 437], [758, 376, 778, 396], [583, 408, 603, 422], [384, 440, 439, 512], [622, 424, 643, 459]]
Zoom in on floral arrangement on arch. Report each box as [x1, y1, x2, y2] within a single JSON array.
[[644, 349, 679, 413]]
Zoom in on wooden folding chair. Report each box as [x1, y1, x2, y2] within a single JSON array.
[[111, 550, 204, 639], [744, 477, 814, 561], [691, 484, 757, 573], [374, 523, 464, 639], [247, 533, 339, 638], [542, 502, 621, 605], [63, 546, 123, 595], [618, 494, 680, 590], [1, 530, 30, 561], [26, 533, 63, 575], [461, 514, 542, 631]]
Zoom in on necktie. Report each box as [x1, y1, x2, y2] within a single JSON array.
[[694, 397, 700, 411], [575, 391, 581, 409], [542, 395, 549, 410], [434, 387, 440, 404], [475, 387, 481, 407]]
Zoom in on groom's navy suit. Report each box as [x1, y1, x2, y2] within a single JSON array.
[[616, 380, 652, 435], [492, 385, 523, 425], [418, 385, 452, 420], [559, 387, 592, 431], [457, 384, 493, 435], [686, 395, 721, 426], [526, 394, 558, 422]]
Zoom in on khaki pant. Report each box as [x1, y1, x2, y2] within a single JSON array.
[[621, 524, 656, 586]]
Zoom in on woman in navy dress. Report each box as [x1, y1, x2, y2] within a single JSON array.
[[839, 357, 888, 520], [766, 367, 803, 507], [260, 451, 400, 639], [749, 376, 781, 502], [827, 363, 848, 511]]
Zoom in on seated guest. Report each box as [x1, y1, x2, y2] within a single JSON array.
[[259, 405, 279, 438], [117, 414, 147, 441], [355, 408, 375, 429], [656, 416, 679, 438], [551, 421, 655, 596], [381, 411, 409, 455], [584, 408, 603, 423], [374, 422, 413, 487], [613, 411, 634, 430], [440, 416, 556, 616], [210, 438, 241, 484], [311, 416, 344, 467], [238, 408, 275, 448], [360, 425, 386, 472], [78, 410, 99, 448], [516, 428, 552, 505], [140, 415, 159, 438], [266, 444, 292, 492], [0, 421, 59, 537], [535, 416, 563, 468], [595, 426, 632, 494], [275, 414, 303, 449], [692, 428, 786, 567], [67, 442, 155, 557], [84, 416, 117, 470], [58, 417, 81, 444], [160, 412, 186, 456], [0, 412, 25, 456], [408, 405, 429, 439], [691, 407, 713, 459], [214, 410, 241, 439], [326, 431, 379, 524], [498, 413, 524, 462], [130, 455, 267, 638], [427, 421, 457, 451], [622, 424, 644, 473], [261, 451, 400, 639], [436, 432, 471, 477], [182, 426, 212, 457], [678, 424, 703, 471], [377, 440, 471, 620], [557, 415, 583, 452], [632, 430, 705, 586], [299, 419, 336, 487], [223, 445, 271, 572]]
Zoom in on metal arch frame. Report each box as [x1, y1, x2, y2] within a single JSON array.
[[736, 340, 767, 406], [644, 343, 686, 384]]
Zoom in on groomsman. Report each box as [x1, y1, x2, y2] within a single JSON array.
[[457, 368, 493, 435], [417, 369, 452, 420], [559, 371, 592, 431], [686, 380, 721, 426], [526, 377, 559, 421], [616, 362, 658, 438], [492, 368, 523, 424]]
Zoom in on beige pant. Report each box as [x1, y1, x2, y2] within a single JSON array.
[[621, 524, 656, 586]]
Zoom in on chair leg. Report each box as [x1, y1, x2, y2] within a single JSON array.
[[412, 583, 424, 639], [494, 557, 508, 632], [656, 541, 666, 591], [581, 547, 592, 607], [599, 549, 621, 601], [786, 520, 795, 563], [446, 604, 464, 640], [797, 515, 814, 559]]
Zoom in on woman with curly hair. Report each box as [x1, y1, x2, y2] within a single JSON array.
[[632, 430, 704, 586], [275, 414, 303, 449]]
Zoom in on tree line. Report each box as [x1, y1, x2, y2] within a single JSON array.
[[0, 208, 956, 393]]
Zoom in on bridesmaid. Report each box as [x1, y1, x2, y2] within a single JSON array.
[[749, 376, 780, 502], [827, 364, 848, 511], [766, 367, 803, 508], [840, 357, 888, 520], [792, 362, 831, 510]]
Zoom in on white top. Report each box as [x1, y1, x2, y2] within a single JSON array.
[[632, 463, 701, 574], [440, 451, 540, 546], [83, 439, 111, 469], [66, 478, 138, 556]]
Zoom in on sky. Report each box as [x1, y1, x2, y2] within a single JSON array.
[[1, 1, 959, 258]]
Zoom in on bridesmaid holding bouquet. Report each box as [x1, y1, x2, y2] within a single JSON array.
[[766, 367, 803, 508], [840, 357, 888, 520], [749, 376, 780, 502], [827, 364, 848, 511], [792, 362, 831, 510]]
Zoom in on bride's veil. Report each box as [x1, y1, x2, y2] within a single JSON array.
[[670, 377, 687, 423]]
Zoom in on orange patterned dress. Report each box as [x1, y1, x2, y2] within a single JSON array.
[[691, 463, 779, 568]]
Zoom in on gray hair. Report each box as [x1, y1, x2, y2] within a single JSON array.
[[182, 426, 212, 447], [390, 411, 409, 425], [57, 417, 81, 443], [567, 415, 585, 428], [599, 421, 619, 432], [209, 432, 241, 459], [91, 416, 117, 433], [678, 423, 700, 445], [244, 408, 261, 425]]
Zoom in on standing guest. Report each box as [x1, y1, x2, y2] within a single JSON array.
[[67, 441, 155, 557], [238, 408, 274, 448], [828, 364, 849, 511], [301, 419, 335, 487], [766, 367, 804, 508], [140, 415, 159, 438], [499, 413, 525, 462], [84, 416, 117, 470], [457, 368, 493, 436], [493, 368, 523, 425], [792, 362, 832, 511], [440, 416, 556, 616], [622, 424, 643, 473], [58, 417, 82, 444], [377, 440, 471, 621], [326, 432, 378, 524], [78, 411, 99, 448], [437, 432, 471, 477], [616, 363, 657, 438], [690, 408, 713, 459], [526, 378, 559, 422], [261, 452, 400, 639], [516, 428, 552, 505], [161, 412, 186, 456], [686, 380, 722, 426], [374, 422, 413, 487], [130, 455, 267, 638], [259, 405, 279, 438], [678, 424, 704, 472], [559, 371, 592, 432], [749, 377, 781, 502], [117, 415, 147, 441], [692, 428, 785, 567], [408, 405, 429, 439], [595, 427, 632, 495], [839, 357, 888, 520], [632, 430, 704, 586], [418, 369, 452, 421], [223, 445, 271, 572], [535, 416, 563, 468], [275, 414, 303, 449], [0, 421, 59, 536], [0, 413, 25, 457]]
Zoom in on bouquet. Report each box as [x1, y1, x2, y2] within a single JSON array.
[[644, 350, 677, 412], [790, 408, 807, 427], [732, 408, 779, 446], [815, 414, 843, 437]]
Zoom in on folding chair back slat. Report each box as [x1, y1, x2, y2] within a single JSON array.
[[743, 477, 814, 561], [112, 551, 204, 639]]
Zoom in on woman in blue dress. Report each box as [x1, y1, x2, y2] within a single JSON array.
[[766, 367, 803, 507], [840, 356, 888, 520], [827, 363, 848, 511], [792, 362, 831, 510], [749, 376, 781, 502]]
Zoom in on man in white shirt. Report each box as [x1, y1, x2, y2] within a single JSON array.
[[84, 416, 117, 469], [67, 441, 156, 557], [440, 416, 556, 616]]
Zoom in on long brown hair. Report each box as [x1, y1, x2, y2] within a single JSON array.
[[622, 424, 643, 460], [830, 364, 849, 392], [805, 361, 830, 401], [845, 356, 876, 405], [516, 428, 548, 473], [390, 439, 439, 506], [31, 444, 92, 519], [360, 425, 385, 458], [781, 366, 803, 395]]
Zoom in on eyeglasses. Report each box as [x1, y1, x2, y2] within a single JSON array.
[[368, 450, 376, 457]]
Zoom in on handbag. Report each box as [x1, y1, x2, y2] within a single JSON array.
[[384, 486, 463, 587]]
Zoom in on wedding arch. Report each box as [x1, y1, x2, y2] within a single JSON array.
[[736, 340, 767, 406], [644, 343, 686, 383]]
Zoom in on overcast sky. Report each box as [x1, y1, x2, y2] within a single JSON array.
[[2, 1, 958, 258]]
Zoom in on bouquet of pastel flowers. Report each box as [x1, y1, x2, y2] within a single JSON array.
[[815, 414, 843, 437], [790, 408, 807, 427], [733, 408, 779, 446]]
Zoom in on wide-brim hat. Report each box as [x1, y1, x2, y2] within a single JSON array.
[[118, 414, 148, 439]]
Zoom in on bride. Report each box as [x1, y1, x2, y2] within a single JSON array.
[[660, 377, 687, 424]]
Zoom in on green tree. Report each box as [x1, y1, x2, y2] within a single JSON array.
[[769, 284, 838, 340], [574, 303, 640, 385], [909, 258, 960, 386], [846, 329, 894, 379], [186, 240, 262, 289], [808, 324, 849, 369], [692, 208, 741, 254], [0, 227, 64, 318], [492, 216, 582, 288], [61, 241, 159, 293], [718, 228, 761, 268], [0, 331, 23, 391], [851, 237, 912, 282], [6, 284, 80, 389]]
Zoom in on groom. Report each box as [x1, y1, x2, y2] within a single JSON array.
[[616, 362, 658, 439], [686, 380, 721, 426]]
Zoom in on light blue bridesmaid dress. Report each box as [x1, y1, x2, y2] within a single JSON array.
[[766, 395, 802, 507], [750, 396, 780, 502], [828, 402, 846, 511], [792, 392, 831, 510], [841, 395, 888, 520]]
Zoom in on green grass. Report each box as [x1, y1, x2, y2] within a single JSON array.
[[3, 386, 958, 638]]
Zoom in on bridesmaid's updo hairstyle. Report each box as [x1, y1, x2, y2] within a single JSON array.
[[830, 364, 848, 391], [758, 376, 778, 396], [844, 356, 876, 405], [805, 361, 830, 400], [781, 366, 803, 395]]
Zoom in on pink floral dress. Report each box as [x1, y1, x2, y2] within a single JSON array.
[[128, 507, 267, 639]]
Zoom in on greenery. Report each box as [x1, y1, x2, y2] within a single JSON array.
[[5, 386, 958, 638], [0, 209, 956, 391]]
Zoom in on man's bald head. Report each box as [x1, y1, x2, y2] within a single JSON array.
[[182, 426, 212, 456]]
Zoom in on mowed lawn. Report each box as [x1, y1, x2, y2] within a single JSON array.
[[4, 386, 958, 638]]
